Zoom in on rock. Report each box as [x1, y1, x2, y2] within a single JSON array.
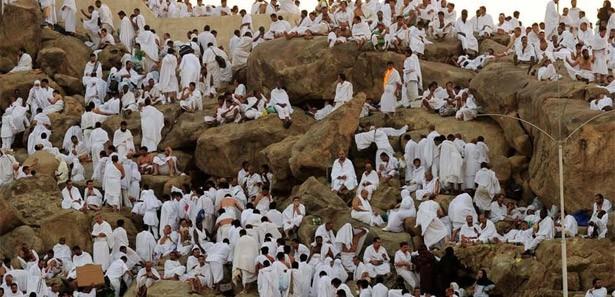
[[0, 0, 43, 69], [159, 110, 209, 150], [479, 38, 509, 57], [423, 38, 462, 62], [141, 175, 192, 197], [454, 239, 615, 297], [290, 177, 348, 212], [491, 155, 512, 182], [508, 155, 529, 174], [38, 211, 93, 252], [289, 94, 366, 180], [0, 56, 14, 73], [0, 71, 61, 109], [195, 110, 314, 177], [261, 135, 301, 191], [36, 47, 69, 77], [54, 74, 84, 95], [421, 60, 476, 89], [472, 61, 615, 210], [0, 226, 42, 259], [97, 44, 129, 71], [247, 37, 403, 102], [23, 151, 60, 177], [39, 29, 91, 78], [371, 184, 400, 211], [491, 33, 511, 46], [125, 280, 196, 297], [0, 176, 63, 235]]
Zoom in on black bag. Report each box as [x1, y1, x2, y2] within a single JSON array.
[[179, 44, 194, 57], [211, 48, 227, 68]]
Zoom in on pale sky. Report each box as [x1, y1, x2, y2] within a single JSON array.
[[200, 0, 601, 25]]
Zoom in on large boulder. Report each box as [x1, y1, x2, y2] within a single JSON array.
[[141, 175, 192, 197], [54, 74, 84, 95], [23, 150, 60, 177], [195, 110, 314, 177], [289, 93, 366, 180], [247, 37, 403, 102], [40, 29, 92, 78], [0, 71, 61, 109], [421, 60, 476, 89], [0, 176, 63, 235], [454, 239, 615, 297], [471, 62, 615, 210], [423, 38, 462, 63], [0, 226, 42, 259], [260, 134, 301, 191], [159, 110, 210, 150], [0, 0, 43, 70], [97, 44, 129, 71]]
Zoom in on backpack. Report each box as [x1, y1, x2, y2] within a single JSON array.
[[211, 48, 227, 68]]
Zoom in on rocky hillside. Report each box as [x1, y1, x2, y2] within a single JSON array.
[[0, 1, 613, 296]]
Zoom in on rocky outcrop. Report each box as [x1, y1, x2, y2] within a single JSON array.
[[0, 0, 43, 69], [423, 38, 462, 63], [471, 62, 615, 210], [0, 71, 62, 109], [289, 93, 366, 180], [0, 226, 42, 259], [454, 239, 615, 297], [248, 37, 476, 103], [40, 29, 92, 79], [0, 176, 62, 235], [98, 44, 129, 70], [195, 110, 314, 177]]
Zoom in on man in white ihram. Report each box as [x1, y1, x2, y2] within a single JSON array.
[[331, 150, 358, 194], [91, 214, 114, 271]]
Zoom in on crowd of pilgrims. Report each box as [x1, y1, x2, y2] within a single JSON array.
[[0, 0, 614, 296]]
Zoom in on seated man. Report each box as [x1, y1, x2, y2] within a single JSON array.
[[514, 36, 538, 65], [179, 82, 203, 112], [457, 215, 479, 243], [156, 225, 180, 258], [330, 150, 358, 194], [383, 189, 416, 232], [163, 251, 186, 280], [363, 237, 390, 278], [357, 161, 379, 195], [429, 11, 453, 39], [83, 179, 103, 210], [351, 189, 384, 226], [376, 152, 399, 183], [282, 197, 305, 237], [476, 213, 501, 243], [9, 48, 33, 73], [269, 81, 293, 127], [350, 16, 371, 48], [61, 179, 85, 211], [136, 146, 155, 174], [136, 261, 161, 296], [152, 147, 178, 176]]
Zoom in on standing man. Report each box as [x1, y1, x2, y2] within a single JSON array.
[[544, 0, 560, 39], [402, 49, 422, 108], [380, 61, 402, 119], [95, 0, 114, 35], [91, 214, 114, 271]]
